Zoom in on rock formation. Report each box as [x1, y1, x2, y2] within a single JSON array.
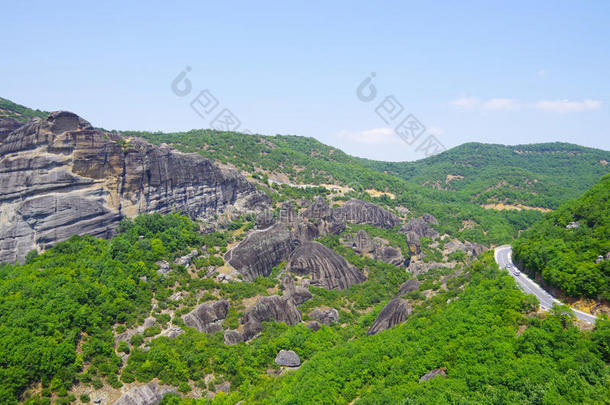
[[332, 199, 400, 228], [0, 112, 270, 263], [398, 278, 420, 295], [303, 196, 331, 219], [374, 245, 404, 266], [281, 274, 312, 305], [294, 220, 319, 243], [275, 350, 301, 367], [241, 295, 301, 340], [279, 201, 297, 224], [309, 308, 339, 325], [288, 242, 366, 290], [352, 229, 375, 254], [223, 330, 244, 345], [226, 224, 298, 281], [419, 367, 447, 382], [113, 382, 175, 405], [175, 249, 198, 267], [367, 298, 412, 335], [182, 300, 230, 333], [400, 216, 439, 239]]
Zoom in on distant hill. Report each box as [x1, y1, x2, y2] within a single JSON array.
[[513, 174, 610, 300], [0, 97, 48, 122], [358, 142, 610, 209]]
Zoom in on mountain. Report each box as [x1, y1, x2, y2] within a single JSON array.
[[0, 110, 269, 263], [359, 142, 610, 209], [1, 98, 609, 404], [513, 174, 610, 301]]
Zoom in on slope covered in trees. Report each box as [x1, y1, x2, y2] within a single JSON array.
[[513, 174, 610, 299], [359, 142, 610, 209]]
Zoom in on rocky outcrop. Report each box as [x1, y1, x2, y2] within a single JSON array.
[[175, 249, 198, 267], [182, 300, 230, 333], [419, 367, 447, 382], [0, 118, 23, 142], [332, 199, 400, 229], [444, 240, 486, 258], [241, 295, 301, 340], [408, 260, 452, 276], [226, 224, 298, 281], [275, 350, 301, 367], [398, 278, 420, 295], [352, 230, 374, 254], [367, 298, 412, 335], [309, 308, 339, 325], [400, 216, 439, 239], [374, 245, 404, 266], [288, 242, 366, 290], [0, 111, 270, 263], [113, 382, 175, 405], [405, 231, 422, 255], [304, 196, 331, 219], [279, 201, 297, 224], [281, 274, 312, 305], [224, 330, 244, 345], [294, 220, 319, 243]]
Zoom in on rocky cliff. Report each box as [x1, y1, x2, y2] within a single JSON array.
[[368, 297, 412, 335], [0, 112, 270, 263], [241, 295, 302, 340], [182, 300, 230, 333], [332, 199, 400, 229], [288, 241, 366, 290], [226, 224, 299, 281]]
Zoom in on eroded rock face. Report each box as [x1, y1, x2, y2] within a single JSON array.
[[367, 298, 412, 335], [226, 224, 298, 281], [288, 242, 366, 290], [279, 201, 297, 224], [275, 350, 301, 367], [182, 300, 230, 333], [241, 295, 301, 340], [375, 245, 404, 266], [444, 240, 486, 258], [309, 308, 339, 325], [332, 199, 400, 229], [0, 111, 270, 263], [400, 217, 439, 239], [224, 330, 244, 345], [304, 196, 331, 219], [281, 274, 312, 304], [352, 230, 374, 254], [113, 382, 175, 405], [419, 368, 447, 382], [294, 220, 319, 243], [398, 278, 420, 295]]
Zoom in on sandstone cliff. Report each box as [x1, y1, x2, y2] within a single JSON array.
[[0, 112, 270, 263]]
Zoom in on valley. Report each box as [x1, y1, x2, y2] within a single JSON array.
[[0, 100, 608, 404]]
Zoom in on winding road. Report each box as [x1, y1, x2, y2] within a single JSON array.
[[494, 245, 597, 324]]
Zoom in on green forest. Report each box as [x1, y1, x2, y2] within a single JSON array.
[[1, 212, 608, 404], [513, 174, 610, 300]]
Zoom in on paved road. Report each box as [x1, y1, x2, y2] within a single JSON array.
[[494, 245, 597, 324]]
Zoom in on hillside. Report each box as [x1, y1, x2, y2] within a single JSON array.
[[0, 97, 48, 122], [1, 99, 609, 404], [359, 142, 610, 209], [513, 174, 610, 300]]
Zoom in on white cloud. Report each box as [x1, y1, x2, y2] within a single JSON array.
[[534, 99, 601, 113], [337, 128, 402, 145], [482, 98, 521, 111], [449, 97, 479, 109]]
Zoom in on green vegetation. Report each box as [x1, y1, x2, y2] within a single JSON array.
[[0, 97, 48, 122], [162, 255, 608, 404], [361, 142, 610, 209], [513, 174, 610, 299], [0, 213, 204, 404], [124, 129, 564, 245]]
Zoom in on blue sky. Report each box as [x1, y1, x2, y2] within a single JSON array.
[[2, 0, 608, 161]]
